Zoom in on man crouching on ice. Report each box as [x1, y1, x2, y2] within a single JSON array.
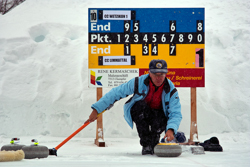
[[85, 59, 182, 155]]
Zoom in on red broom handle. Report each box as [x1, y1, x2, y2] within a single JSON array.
[[55, 121, 90, 150], [55, 110, 105, 150]]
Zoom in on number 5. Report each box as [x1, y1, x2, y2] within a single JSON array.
[[134, 22, 139, 32]]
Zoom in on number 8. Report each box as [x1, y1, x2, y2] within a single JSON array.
[[198, 22, 202, 31], [179, 34, 184, 42]]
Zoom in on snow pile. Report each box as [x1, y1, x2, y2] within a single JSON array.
[[0, 0, 249, 140]]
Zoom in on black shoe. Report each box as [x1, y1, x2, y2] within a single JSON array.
[[142, 145, 153, 155], [199, 137, 223, 152]]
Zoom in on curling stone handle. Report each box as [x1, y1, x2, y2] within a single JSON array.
[[31, 139, 39, 146], [10, 138, 20, 144]]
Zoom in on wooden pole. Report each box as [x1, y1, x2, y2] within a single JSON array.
[[190, 87, 198, 142], [95, 87, 105, 147]]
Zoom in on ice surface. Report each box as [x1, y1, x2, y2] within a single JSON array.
[[0, 134, 250, 166]]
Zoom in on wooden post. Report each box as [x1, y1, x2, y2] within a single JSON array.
[[94, 87, 105, 147], [190, 87, 198, 142]]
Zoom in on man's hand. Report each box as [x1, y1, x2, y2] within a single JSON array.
[[84, 109, 98, 124], [164, 129, 175, 141]]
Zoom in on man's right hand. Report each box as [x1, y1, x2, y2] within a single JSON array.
[[164, 129, 175, 141], [84, 109, 98, 124]]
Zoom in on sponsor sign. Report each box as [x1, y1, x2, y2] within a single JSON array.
[[89, 69, 139, 87]]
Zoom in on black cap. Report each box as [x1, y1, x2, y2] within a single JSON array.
[[149, 59, 168, 73]]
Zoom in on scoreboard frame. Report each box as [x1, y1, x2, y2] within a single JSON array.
[[88, 8, 205, 88]]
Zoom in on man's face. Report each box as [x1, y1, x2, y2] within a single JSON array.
[[149, 72, 166, 86]]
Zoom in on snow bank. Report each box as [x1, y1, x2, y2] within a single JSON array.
[[0, 0, 249, 139]]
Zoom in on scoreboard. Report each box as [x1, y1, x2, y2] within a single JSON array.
[[88, 8, 205, 87]]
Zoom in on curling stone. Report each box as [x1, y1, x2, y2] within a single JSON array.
[[154, 143, 182, 157], [22, 139, 49, 159], [1, 138, 25, 151]]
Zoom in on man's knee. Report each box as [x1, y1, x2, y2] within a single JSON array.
[[131, 100, 149, 122]]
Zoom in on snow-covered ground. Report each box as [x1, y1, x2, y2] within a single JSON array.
[[0, 0, 250, 166], [0, 133, 250, 167]]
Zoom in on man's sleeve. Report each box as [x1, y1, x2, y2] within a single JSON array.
[[166, 82, 182, 134], [91, 78, 135, 113]]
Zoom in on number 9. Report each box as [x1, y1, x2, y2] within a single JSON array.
[[188, 34, 193, 42], [125, 23, 130, 31]]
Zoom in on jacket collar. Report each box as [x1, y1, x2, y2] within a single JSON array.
[[144, 75, 170, 94]]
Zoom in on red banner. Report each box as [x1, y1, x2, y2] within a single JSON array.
[[139, 68, 205, 87]]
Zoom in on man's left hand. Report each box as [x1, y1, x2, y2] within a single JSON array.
[[164, 129, 175, 141]]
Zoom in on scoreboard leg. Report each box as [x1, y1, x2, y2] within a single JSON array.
[[190, 87, 198, 142], [95, 87, 105, 147]]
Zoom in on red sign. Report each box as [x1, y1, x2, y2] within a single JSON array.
[[139, 68, 205, 87]]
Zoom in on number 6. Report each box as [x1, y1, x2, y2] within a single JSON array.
[[171, 22, 175, 31]]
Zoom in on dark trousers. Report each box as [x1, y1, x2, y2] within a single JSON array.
[[131, 100, 168, 148]]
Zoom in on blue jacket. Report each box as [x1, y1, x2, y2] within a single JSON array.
[[91, 74, 182, 134]]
